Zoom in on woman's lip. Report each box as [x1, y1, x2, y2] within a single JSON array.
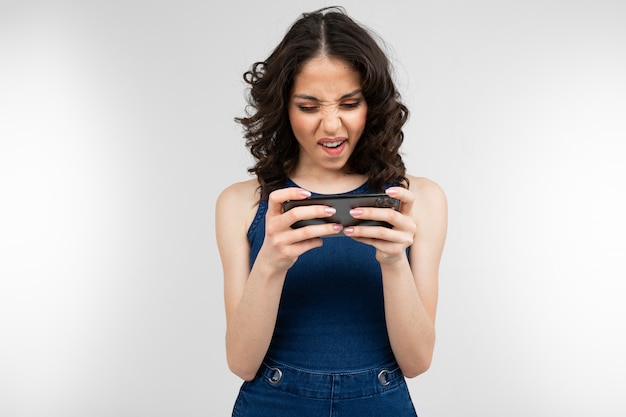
[[319, 140, 347, 156], [317, 137, 348, 144]]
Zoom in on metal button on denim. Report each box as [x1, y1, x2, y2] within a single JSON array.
[[377, 369, 390, 386], [268, 367, 283, 384]]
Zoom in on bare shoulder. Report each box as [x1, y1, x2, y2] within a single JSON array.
[[217, 178, 260, 207], [406, 174, 447, 208], [406, 174, 448, 252], [216, 178, 261, 235]]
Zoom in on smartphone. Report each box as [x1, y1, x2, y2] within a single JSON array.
[[282, 193, 400, 236]]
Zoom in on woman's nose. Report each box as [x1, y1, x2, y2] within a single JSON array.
[[320, 112, 341, 133]]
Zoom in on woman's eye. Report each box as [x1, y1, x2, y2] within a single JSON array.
[[296, 100, 361, 112], [340, 101, 361, 109]]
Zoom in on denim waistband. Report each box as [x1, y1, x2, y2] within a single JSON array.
[[258, 358, 405, 400]]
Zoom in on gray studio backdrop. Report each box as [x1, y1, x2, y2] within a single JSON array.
[[1, 1, 625, 416]]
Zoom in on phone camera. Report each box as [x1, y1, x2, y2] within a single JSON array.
[[375, 197, 393, 208]]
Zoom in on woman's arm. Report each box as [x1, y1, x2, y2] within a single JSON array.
[[343, 176, 448, 377], [216, 182, 342, 381]]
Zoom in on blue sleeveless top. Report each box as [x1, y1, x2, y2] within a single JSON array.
[[247, 179, 397, 372]]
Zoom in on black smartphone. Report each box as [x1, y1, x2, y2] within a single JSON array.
[[282, 193, 400, 236]]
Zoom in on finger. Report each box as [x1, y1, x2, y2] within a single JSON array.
[[349, 206, 406, 229], [346, 235, 400, 255], [385, 187, 415, 215], [343, 224, 402, 241], [268, 206, 343, 243], [267, 187, 311, 216], [283, 204, 336, 227], [344, 225, 414, 253], [273, 221, 343, 248], [290, 222, 344, 241]]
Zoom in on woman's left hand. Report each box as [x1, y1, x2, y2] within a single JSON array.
[[343, 187, 416, 265]]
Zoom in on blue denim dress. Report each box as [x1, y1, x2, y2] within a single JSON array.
[[233, 180, 418, 416]]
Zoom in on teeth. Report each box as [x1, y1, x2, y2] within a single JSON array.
[[321, 141, 343, 148]]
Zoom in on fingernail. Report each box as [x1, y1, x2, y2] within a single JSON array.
[[325, 207, 336, 215], [343, 227, 354, 234], [386, 188, 398, 195], [299, 189, 311, 197], [349, 209, 362, 217], [333, 224, 343, 231]]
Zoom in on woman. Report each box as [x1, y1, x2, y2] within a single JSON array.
[[216, 7, 447, 416]]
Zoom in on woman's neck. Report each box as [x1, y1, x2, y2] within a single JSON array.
[[288, 171, 367, 195]]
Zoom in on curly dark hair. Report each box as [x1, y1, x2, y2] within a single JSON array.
[[236, 6, 409, 199]]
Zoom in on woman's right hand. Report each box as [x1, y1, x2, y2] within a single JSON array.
[[259, 187, 342, 272]]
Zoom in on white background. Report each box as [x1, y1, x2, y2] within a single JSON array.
[[1, 0, 625, 416]]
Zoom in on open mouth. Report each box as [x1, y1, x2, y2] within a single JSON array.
[[320, 140, 344, 149]]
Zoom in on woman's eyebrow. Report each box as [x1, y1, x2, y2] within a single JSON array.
[[293, 89, 363, 101]]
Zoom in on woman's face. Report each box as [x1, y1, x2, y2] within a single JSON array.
[[288, 55, 368, 174]]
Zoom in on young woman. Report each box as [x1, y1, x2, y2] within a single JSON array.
[[216, 7, 447, 416]]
